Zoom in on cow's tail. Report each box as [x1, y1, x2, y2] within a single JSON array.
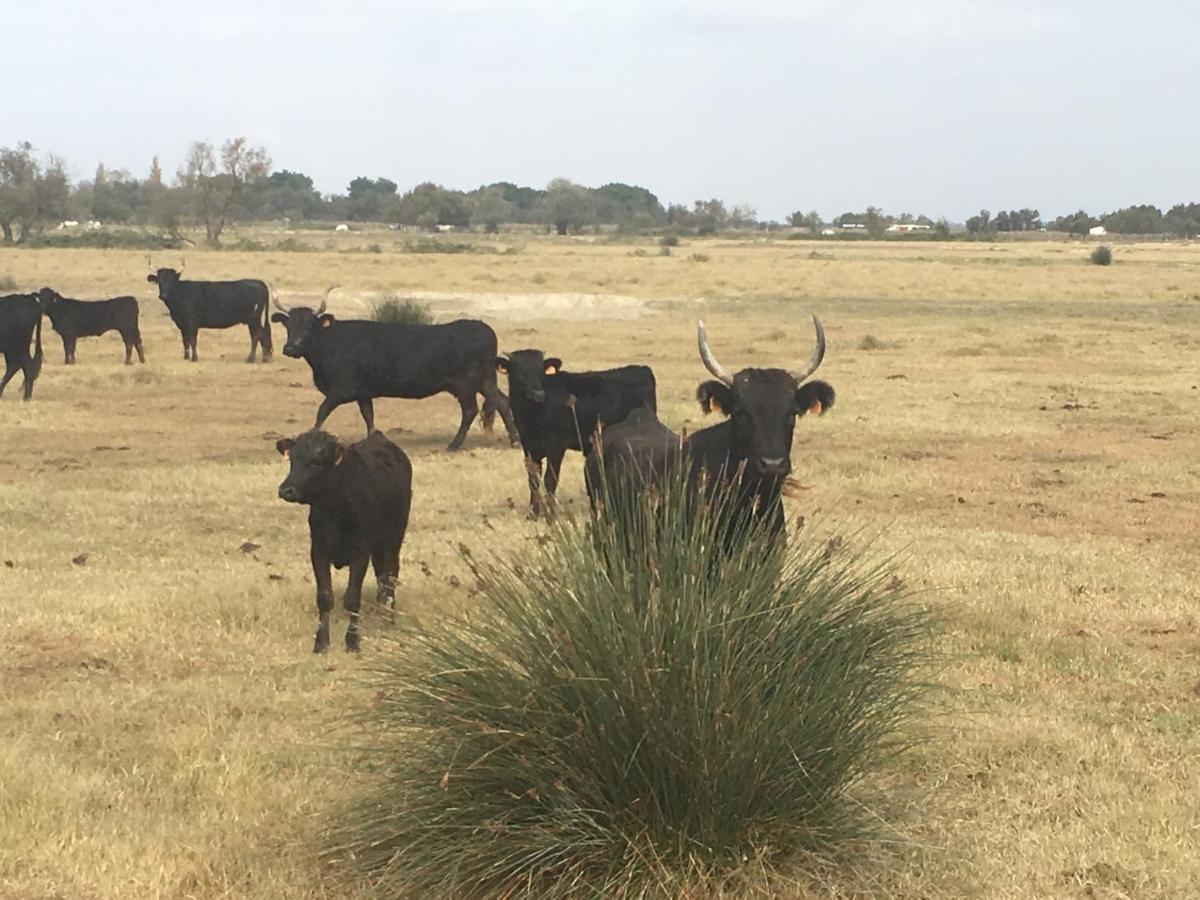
[[31, 305, 43, 380], [261, 281, 276, 358]]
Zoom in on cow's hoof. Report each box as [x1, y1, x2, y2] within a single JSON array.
[[345, 635, 360, 653]]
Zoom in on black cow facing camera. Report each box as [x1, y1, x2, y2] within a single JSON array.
[[275, 429, 413, 653]]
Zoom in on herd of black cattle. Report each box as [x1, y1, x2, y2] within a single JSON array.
[[1, 267, 835, 653]]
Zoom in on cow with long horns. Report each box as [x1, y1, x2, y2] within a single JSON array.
[[271, 288, 519, 449], [146, 260, 274, 362], [587, 315, 835, 537]]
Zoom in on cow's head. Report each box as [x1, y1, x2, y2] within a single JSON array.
[[694, 316, 835, 480], [146, 261, 184, 300], [276, 430, 343, 504], [270, 286, 337, 358], [36, 287, 62, 313], [495, 349, 562, 403]]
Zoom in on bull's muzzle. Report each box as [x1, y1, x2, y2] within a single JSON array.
[[756, 457, 790, 478], [282, 344, 302, 358], [278, 484, 302, 503]]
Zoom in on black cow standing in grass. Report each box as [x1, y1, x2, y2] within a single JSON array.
[[276, 429, 412, 653], [147, 264, 273, 362], [271, 291, 518, 450], [37, 287, 144, 365], [0, 293, 43, 401], [586, 316, 834, 538], [496, 349, 657, 516]]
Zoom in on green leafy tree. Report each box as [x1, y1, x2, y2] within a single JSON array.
[[541, 178, 595, 235], [347, 176, 398, 221], [470, 186, 513, 232], [182, 138, 271, 245], [1050, 209, 1097, 235], [965, 209, 992, 233], [1102, 205, 1164, 235], [1164, 202, 1200, 237]]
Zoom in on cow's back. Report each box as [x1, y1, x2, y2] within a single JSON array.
[[316, 319, 497, 399], [49, 296, 139, 336], [0, 295, 40, 350], [174, 280, 267, 328], [308, 433, 413, 566]]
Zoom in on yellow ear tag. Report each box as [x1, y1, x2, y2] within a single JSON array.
[[807, 400, 824, 415], [281, 449, 290, 459], [321, 318, 333, 328], [544, 365, 558, 375]]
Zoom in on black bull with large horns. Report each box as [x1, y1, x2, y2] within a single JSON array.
[[270, 288, 519, 450], [146, 260, 274, 362], [586, 315, 835, 537]]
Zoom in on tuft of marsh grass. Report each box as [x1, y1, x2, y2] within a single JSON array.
[[324, 473, 937, 898], [1090, 245, 1113, 266], [370, 294, 434, 325]]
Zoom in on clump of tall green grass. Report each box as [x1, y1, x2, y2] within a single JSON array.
[[325, 473, 936, 898], [370, 293, 434, 325]]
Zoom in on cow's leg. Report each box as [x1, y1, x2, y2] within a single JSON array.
[[447, 390, 478, 451], [22, 358, 37, 400], [480, 374, 520, 446], [343, 554, 369, 653], [188, 330, 199, 363], [371, 546, 397, 620], [122, 333, 133, 365], [357, 398, 376, 435], [246, 322, 257, 363], [179, 330, 190, 361], [134, 334, 145, 364], [311, 543, 335, 654], [62, 336, 73, 365], [314, 396, 341, 431], [0, 354, 18, 397], [525, 454, 545, 518], [542, 447, 567, 518]]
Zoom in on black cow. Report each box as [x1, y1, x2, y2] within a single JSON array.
[[37, 288, 144, 365], [271, 292, 518, 450], [587, 316, 834, 538], [496, 349, 657, 516], [276, 429, 413, 653], [0, 293, 43, 401], [147, 264, 273, 362]]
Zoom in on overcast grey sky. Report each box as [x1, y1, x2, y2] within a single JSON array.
[[8, 1, 1197, 221]]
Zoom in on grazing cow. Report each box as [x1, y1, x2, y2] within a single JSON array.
[[496, 349, 657, 516], [37, 288, 144, 365], [146, 264, 274, 362], [276, 429, 413, 653], [0, 293, 43, 401], [271, 291, 519, 449], [587, 316, 834, 538]]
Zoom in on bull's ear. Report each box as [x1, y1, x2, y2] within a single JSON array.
[[495, 356, 509, 374], [319, 314, 335, 328], [697, 381, 734, 416], [276, 438, 296, 457], [796, 380, 835, 416], [543, 357, 563, 376], [270, 312, 288, 324], [146, 273, 158, 283]]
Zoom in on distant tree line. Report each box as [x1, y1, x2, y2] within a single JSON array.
[[4, 138, 1200, 246]]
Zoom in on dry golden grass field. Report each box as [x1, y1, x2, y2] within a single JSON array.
[[1, 233, 1198, 898]]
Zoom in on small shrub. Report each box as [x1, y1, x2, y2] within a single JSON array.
[[405, 239, 489, 255], [689, 252, 711, 263], [371, 294, 433, 325], [0, 273, 17, 291], [366, 243, 383, 254], [325, 475, 936, 897], [275, 237, 316, 253], [1090, 244, 1113, 266], [658, 234, 680, 248], [858, 334, 900, 351]]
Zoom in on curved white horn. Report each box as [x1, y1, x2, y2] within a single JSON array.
[[790, 315, 826, 382], [317, 284, 338, 315], [697, 319, 733, 386]]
